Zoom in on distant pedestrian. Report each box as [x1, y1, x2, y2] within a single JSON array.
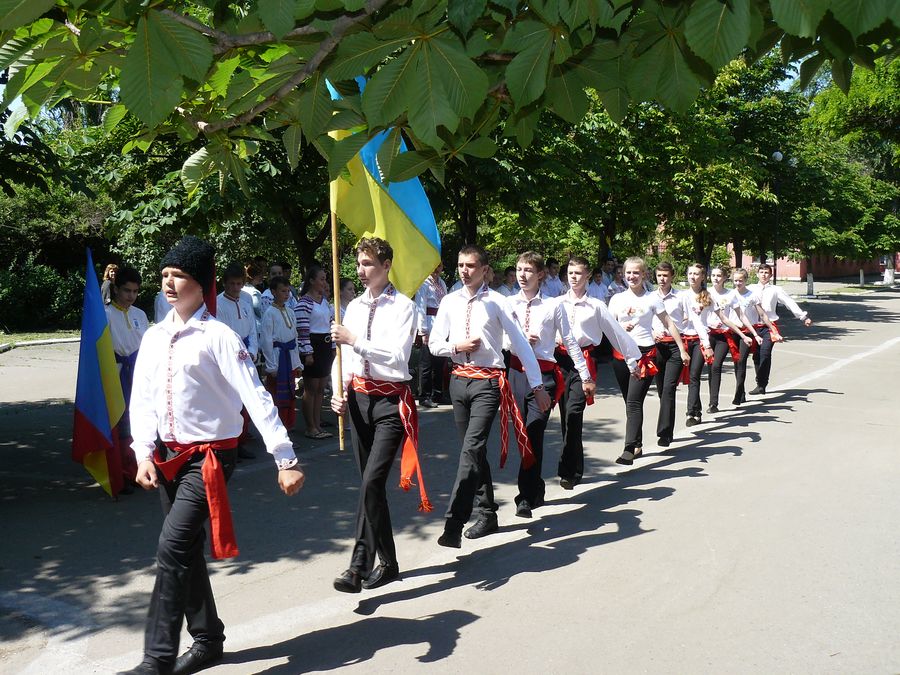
[[295, 264, 335, 439], [338, 277, 356, 321], [260, 276, 300, 429], [541, 257, 566, 297], [413, 263, 448, 408], [101, 263, 118, 306], [260, 262, 297, 313], [106, 266, 148, 493], [705, 266, 755, 413], [557, 256, 640, 485], [217, 263, 259, 460], [607, 258, 684, 464], [747, 263, 813, 394]]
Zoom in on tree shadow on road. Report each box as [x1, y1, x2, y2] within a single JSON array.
[[789, 292, 900, 342], [636, 388, 839, 470], [350, 455, 714, 616], [225, 609, 479, 673]]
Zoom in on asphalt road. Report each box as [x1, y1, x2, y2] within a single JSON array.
[[1, 290, 898, 674]]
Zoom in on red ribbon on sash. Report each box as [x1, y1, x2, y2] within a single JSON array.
[[451, 363, 535, 470], [613, 347, 658, 378], [509, 355, 565, 407], [678, 335, 701, 384], [770, 321, 784, 342], [156, 438, 240, 560], [555, 344, 597, 405], [350, 376, 432, 512], [712, 328, 742, 363]]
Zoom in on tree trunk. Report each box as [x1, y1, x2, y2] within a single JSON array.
[[597, 216, 615, 263], [458, 182, 478, 244], [703, 237, 715, 273], [284, 206, 330, 277], [691, 229, 712, 269], [732, 238, 743, 272]]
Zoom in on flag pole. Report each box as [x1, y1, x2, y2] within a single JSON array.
[[330, 210, 345, 452]]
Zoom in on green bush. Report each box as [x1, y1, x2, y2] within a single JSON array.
[[0, 257, 85, 332]]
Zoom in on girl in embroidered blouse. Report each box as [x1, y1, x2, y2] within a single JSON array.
[[296, 265, 335, 439]]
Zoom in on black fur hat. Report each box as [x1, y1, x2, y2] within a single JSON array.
[[159, 236, 215, 295]]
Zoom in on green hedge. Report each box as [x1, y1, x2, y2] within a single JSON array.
[[0, 258, 85, 332]]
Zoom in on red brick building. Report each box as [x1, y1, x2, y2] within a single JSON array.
[[729, 250, 900, 281]]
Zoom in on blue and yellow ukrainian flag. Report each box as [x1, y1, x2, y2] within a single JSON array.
[[72, 248, 126, 497], [328, 80, 440, 297]]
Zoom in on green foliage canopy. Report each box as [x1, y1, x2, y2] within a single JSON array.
[[2, 0, 898, 192]]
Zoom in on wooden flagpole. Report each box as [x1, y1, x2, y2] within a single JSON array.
[[330, 210, 345, 452]]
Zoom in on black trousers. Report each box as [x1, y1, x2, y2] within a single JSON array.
[[556, 350, 586, 482], [733, 333, 754, 404], [707, 332, 732, 408], [510, 367, 557, 507], [685, 340, 707, 418], [418, 343, 446, 400], [445, 375, 500, 531], [654, 341, 683, 441], [145, 447, 236, 666], [612, 347, 655, 452], [347, 389, 405, 574], [752, 324, 774, 388]]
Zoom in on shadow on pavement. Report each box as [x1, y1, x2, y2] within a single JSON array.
[[787, 292, 900, 342], [226, 609, 479, 673]]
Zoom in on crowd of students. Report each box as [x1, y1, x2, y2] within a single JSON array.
[[105, 238, 811, 675]]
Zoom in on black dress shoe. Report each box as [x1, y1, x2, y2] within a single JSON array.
[[173, 643, 222, 675], [749, 386, 766, 395], [616, 450, 634, 466], [117, 658, 173, 675], [658, 436, 672, 447], [559, 477, 576, 490], [361, 563, 400, 590], [515, 500, 532, 518], [464, 516, 499, 539], [685, 416, 699, 427], [707, 405, 719, 413], [438, 526, 462, 549], [419, 397, 438, 409], [333, 569, 362, 593]]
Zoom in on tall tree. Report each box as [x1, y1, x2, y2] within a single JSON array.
[[2, 0, 896, 195]]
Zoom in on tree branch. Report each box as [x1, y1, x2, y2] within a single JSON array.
[[196, 0, 392, 135], [161, 9, 351, 55]]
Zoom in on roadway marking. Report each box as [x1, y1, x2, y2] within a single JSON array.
[[776, 349, 840, 360], [776, 336, 900, 390]]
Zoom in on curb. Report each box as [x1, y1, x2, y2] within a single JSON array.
[[0, 337, 80, 353]]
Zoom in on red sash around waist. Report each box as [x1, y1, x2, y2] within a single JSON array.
[[555, 344, 598, 405], [350, 376, 432, 512], [156, 438, 240, 560], [509, 355, 565, 408], [710, 328, 742, 363], [677, 334, 709, 383], [754, 321, 783, 342], [451, 363, 535, 470], [613, 347, 658, 378]]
